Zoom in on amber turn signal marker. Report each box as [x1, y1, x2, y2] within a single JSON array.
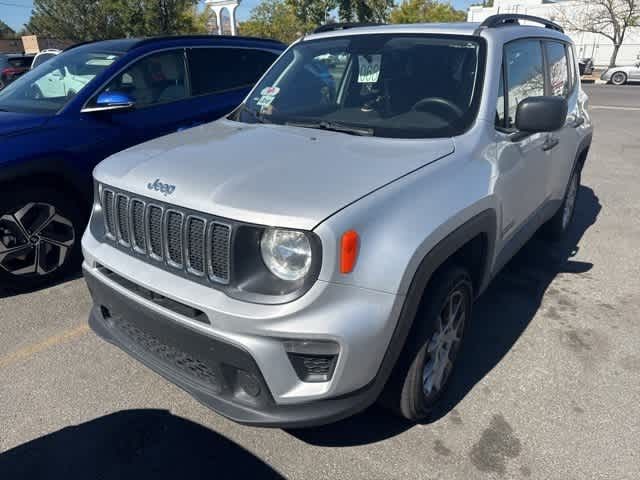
[[340, 230, 359, 274]]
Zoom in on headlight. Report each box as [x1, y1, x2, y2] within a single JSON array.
[[260, 228, 312, 281]]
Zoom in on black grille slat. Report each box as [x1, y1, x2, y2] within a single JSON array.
[[131, 200, 146, 251], [103, 190, 116, 237], [116, 195, 130, 244], [187, 218, 205, 274], [166, 211, 183, 266], [148, 206, 163, 258], [209, 223, 230, 281]]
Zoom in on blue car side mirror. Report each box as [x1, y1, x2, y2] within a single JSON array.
[[82, 91, 135, 113]]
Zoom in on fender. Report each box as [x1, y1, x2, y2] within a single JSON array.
[[358, 209, 497, 404], [0, 155, 92, 204]]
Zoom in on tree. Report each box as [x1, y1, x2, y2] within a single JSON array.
[[239, 0, 311, 43], [338, 0, 394, 23], [26, 0, 204, 41], [0, 19, 16, 39], [389, 0, 466, 24], [286, 0, 338, 25], [555, 0, 639, 67]]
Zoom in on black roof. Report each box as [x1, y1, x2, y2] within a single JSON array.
[[64, 35, 284, 53]]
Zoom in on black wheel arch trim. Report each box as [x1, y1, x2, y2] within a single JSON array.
[[0, 156, 92, 205]]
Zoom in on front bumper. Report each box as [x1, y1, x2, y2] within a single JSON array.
[[86, 269, 387, 427]]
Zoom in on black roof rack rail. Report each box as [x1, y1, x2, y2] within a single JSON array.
[[474, 14, 564, 34], [312, 22, 384, 34]]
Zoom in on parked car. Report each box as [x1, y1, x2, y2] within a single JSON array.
[[0, 54, 34, 88], [0, 35, 285, 290], [600, 60, 640, 85], [82, 15, 592, 427], [31, 48, 62, 69]]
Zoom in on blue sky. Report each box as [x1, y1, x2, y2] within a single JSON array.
[[1, 0, 476, 32]]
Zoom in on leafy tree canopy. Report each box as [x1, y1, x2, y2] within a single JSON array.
[[26, 0, 205, 41], [389, 0, 466, 24]]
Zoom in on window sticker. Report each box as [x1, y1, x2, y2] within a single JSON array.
[[358, 55, 382, 83], [257, 86, 280, 106]]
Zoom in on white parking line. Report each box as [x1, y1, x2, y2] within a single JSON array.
[[590, 105, 640, 111]]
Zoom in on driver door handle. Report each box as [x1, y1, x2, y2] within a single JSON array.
[[542, 137, 559, 151]]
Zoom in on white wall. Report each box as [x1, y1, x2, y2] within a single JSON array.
[[467, 0, 640, 67]]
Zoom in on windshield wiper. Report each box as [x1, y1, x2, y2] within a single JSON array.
[[285, 120, 374, 136]]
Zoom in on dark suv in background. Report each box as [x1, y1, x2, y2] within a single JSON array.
[[0, 35, 285, 291], [0, 54, 34, 88]]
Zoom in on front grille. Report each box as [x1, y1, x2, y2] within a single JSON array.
[[100, 187, 231, 284]]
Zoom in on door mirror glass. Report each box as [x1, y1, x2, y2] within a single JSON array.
[[515, 96, 568, 133], [83, 91, 135, 113]]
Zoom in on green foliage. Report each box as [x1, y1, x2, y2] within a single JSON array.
[[389, 0, 467, 24], [240, 0, 312, 43], [0, 19, 16, 39], [338, 0, 393, 23], [26, 0, 205, 41], [287, 0, 338, 25]]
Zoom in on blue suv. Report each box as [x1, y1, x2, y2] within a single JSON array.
[[0, 35, 285, 290]]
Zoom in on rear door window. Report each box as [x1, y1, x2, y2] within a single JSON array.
[[545, 42, 570, 97], [187, 47, 279, 96]]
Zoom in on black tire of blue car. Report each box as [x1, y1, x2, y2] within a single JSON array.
[[0, 186, 84, 292], [543, 167, 581, 240], [381, 265, 473, 421]]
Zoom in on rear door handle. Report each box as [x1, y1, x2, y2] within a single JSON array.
[[542, 137, 559, 151], [568, 117, 584, 128]]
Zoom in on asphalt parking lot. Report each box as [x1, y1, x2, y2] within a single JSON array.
[[1, 84, 639, 480]]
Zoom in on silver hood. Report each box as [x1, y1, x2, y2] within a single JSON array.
[[94, 119, 454, 230]]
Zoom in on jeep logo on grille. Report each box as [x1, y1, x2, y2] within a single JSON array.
[[147, 179, 176, 196]]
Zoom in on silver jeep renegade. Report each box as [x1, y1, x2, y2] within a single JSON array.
[[82, 15, 593, 427]]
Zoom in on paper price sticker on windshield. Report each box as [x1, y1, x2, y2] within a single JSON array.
[[357, 55, 382, 83], [257, 86, 280, 106]]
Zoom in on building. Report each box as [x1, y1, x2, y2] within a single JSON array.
[[205, 0, 240, 36], [467, 0, 640, 67]]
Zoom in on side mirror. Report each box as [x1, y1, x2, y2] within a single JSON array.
[[82, 91, 135, 113], [515, 96, 568, 133]]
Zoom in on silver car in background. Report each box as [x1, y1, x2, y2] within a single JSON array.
[[601, 57, 640, 85]]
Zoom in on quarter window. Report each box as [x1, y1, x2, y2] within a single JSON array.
[[97, 50, 188, 108], [504, 39, 544, 128], [187, 48, 279, 96], [545, 42, 570, 97]]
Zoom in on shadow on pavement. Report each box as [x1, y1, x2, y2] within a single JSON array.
[[292, 185, 601, 447], [0, 409, 283, 479]]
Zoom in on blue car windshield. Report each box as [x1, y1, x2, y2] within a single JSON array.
[[0, 49, 121, 114], [231, 34, 485, 138]]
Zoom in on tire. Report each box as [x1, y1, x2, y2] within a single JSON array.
[[611, 71, 627, 85], [0, 186, 84, 291], [543, 167, 581, 240], [381, 265, 473, 421]]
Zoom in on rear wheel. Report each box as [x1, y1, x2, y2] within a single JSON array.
[[0, 186, 83, 291], [382, 266, 472, 421], [611, 71, 627, 85]]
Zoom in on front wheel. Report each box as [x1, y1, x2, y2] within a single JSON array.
[[611, 71, 627, 85], [382, 266, 473, 421], [0, 187, 83, 291]]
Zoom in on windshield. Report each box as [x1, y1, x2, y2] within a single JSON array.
[[230, 34, 485, 138], [0, 49, 121, 114]]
